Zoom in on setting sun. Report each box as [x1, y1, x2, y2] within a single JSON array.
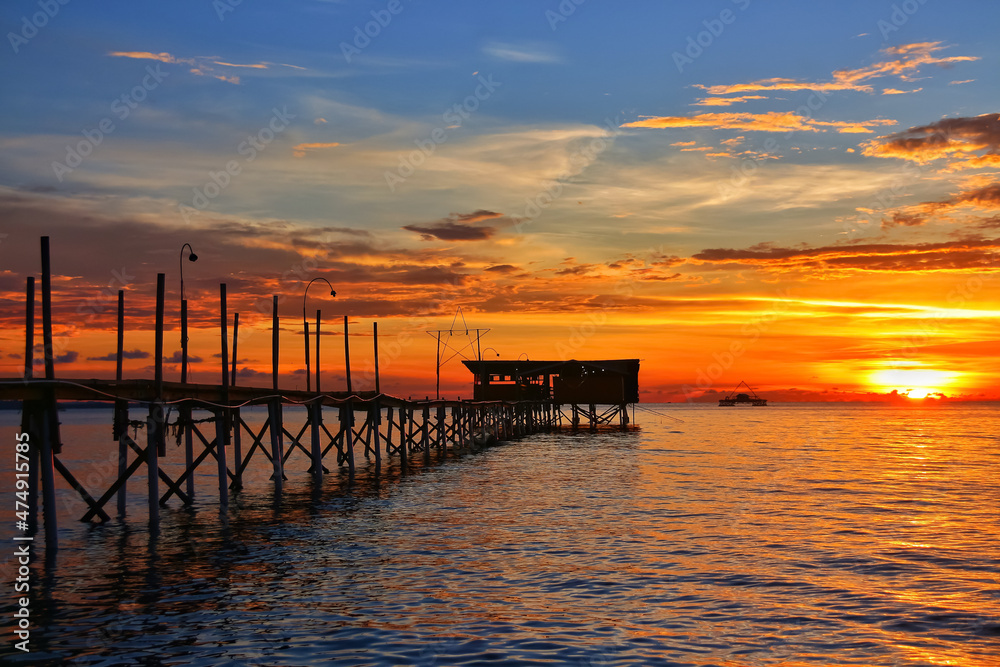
[[869, 368, 957, 399]]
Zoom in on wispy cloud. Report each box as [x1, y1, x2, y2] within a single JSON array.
[[482, 41, 562, 64], [292, 142, 342, 157], [107, 50, 302, 84], [694, 42, 976, 99]]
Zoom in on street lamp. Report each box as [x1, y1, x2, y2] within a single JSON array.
[[179, 243, 198, 383], [518, 353, 529, 361], [481, 347, 500, 359], [303, 277, 335, 392]]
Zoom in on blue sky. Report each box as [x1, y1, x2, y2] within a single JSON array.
[[2, 1, 999, 399]]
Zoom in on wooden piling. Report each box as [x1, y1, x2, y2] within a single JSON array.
[[146, 402, 161, 530], [154, 273, 165, 402], [115, 290, 129, 516], [24, 277, 34, 379], [272, 296, 279, 391], [310, 402, 323, 480], [231, 312, 239, 386], [344, 315, 352, 394], [268, 398, 284, 491], [373, 322, 380, 394], [343, 403, 355, 475], [315, 309, 321, 393], [218, 284, 229, 510]]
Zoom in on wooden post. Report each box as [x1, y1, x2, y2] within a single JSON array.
[[436, 405, 445, 449], [39, 237, 59, 549], [146, 402, 161, 531], [115, 290, 129, 516], [272, 296, 279, 391], [373, 322, 380, 394], [268, 399, 284, 491], [231, 312, 239, 386], [304, 318, 311, 392], [344, 315, 352, 394], [154, 273, 165, 403], [24, 277, 34, 379], [372, 400, 382, 469], [310, 402, 323, 480], [181, 298, 189, 383], [343, 402, 355, 475], [422, 405, 430, 455], [231, 407, 243, 490], [218, 283, 229, 510], [315, 309, 321, 393], [435, 332, 441, 400]]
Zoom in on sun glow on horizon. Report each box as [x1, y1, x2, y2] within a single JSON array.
[[869, 367, 957, 399]]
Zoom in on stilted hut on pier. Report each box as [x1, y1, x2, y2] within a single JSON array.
[[462, 359, 640, 430]]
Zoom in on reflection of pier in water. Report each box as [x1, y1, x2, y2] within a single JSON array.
[[5, 237, 640, 551]]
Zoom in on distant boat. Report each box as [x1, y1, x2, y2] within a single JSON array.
[[719, 381, 767, 406]]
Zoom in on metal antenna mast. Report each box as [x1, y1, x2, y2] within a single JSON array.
[[426, 306, 490, 399]]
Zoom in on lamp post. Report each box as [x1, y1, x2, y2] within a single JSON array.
[[481, 347, 500, 359], [179, 243, 198, 383], [302, 277, 335, 392]]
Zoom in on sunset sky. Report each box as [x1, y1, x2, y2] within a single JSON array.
[[1, 1, 999, 401]]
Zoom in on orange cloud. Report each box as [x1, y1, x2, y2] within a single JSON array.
[[107, 51, 185, 64], [692, 95, 767, 107], [622, 112, 894, 134], [292, 142, 342, 157], [863, 113, 1000, 170], [881, 87, 922, 95], [695, 42, 976, 97]]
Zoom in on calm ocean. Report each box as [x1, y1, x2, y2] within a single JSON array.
[[2, 403, 999, 666]]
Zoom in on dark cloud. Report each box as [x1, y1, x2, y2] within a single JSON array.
[[403, 210, 505, 241], [864, 113, 1000, 170], [163, 351, 203, 364], [693, 238, 1000, 272], [882, 181, 1000, 228], [88, 349, 151, 361], [484, 264, 517, 274]]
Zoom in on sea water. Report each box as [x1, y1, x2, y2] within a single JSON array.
[[1, 403, 998, 665]]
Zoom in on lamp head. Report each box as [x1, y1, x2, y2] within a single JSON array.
[[330, 289, 336, 296], [188, 253, 198, 262]]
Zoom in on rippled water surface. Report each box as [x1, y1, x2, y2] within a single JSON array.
[[2, 403, 1000, 665]]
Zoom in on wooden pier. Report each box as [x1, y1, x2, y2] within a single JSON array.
[[4, 237, 638, 551]]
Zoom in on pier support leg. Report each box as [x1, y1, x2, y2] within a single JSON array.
[[232, 408, 243, 490], [183, 405, 194, 500], [216, 409, 229, 511], [343, 403, 355, 475], [310, 402, 323, 480], [115, 401, 128, 517], [268, 399, 285, 492], [372, 401, 382, 470], [146, 402, 163, 531]]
